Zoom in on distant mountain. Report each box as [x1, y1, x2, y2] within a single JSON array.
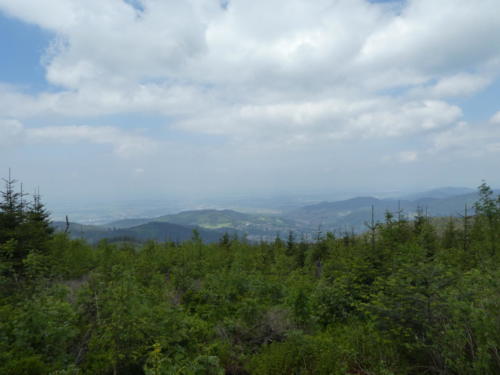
[[52, 221, 108, 234], [157, 209, 252, 229], [285, 192, 485, 233], [52, 221, 224, 243], [286, 197, 382, 232], [293, 197, 381, 214], [52, 187, 497, 242], [102, 218, 152, 229], [105, 209, 298, 239], [402, 187, 476, 200], [413, 193, 480, 216]]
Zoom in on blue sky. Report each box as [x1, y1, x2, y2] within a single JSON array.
[[0, 14, 52, 91], [1, 0, 500, 212]]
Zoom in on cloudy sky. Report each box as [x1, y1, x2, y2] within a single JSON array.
[[1, 0, 500, 207]]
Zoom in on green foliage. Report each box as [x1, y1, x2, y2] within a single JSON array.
[[472, 182, 500, 257], [144, 343, 224, 375], [0, 286, 79, 374], [1, 178, 500, 374], [0, 174, 54, 284]]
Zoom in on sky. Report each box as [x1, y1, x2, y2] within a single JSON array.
[[1, 0, 500, 210]]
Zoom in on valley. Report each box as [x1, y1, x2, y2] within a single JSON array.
[[53, 187, 489, 243]]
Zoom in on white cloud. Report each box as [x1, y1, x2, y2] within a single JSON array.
[[0, 83, 213, 118], [430, 121, 500, 158], [0, 119, 24, 147], [0, 0, 499, 156], [178, 98, 462, 143], [491, 111, 500, 124], [0, 118, 157, 158], [398, 151, 418, 163], [0, 0, 209, 87], [357, 0, 500, 74], [431, 74, 491, 98], [409, 73, 492, 99], [27, 125, 157, 158]]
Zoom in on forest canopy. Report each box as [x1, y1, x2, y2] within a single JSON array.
[[0, 174, 499, 374]]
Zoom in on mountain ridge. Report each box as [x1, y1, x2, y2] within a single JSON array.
[[52, 220, 226, 244], [53, 187, 497, 242]]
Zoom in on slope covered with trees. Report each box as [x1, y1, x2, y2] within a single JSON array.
[[1, 175, 499, 374], [52, 220, 224, 244]]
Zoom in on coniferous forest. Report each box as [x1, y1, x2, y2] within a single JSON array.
[[1, 175, 499, 375]]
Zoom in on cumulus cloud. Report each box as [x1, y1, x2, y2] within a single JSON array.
[[430, 121, 500, 158], [430, 74, 491, 98], [0, 0, 209, 87], [409, 73, 492, 99], [27, 125, 157, 158], [0, 118, 157, 158], [0, 0, 499, 161], [178, 98, 462, 143], [357, 0, 500, 73]]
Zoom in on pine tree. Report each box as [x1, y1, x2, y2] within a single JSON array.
[[21, 188, 54, 253], [473, 181, 499, 255], [0, 173, 54, 280], [295, 236, 308, 268], [0, 170, 27, 281], [0, 170, 23, 245], [442, 219, 458, 250], [286, 231, 295, 256]]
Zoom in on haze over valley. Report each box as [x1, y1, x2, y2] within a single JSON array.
[[52, 186, 490, 243]]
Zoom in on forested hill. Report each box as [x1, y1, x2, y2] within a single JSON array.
[[286, 190, 487, 232], [52, 220, 224, 244], [55, 189, 491, 244], [105, 209, 256, 229], [401, 186, 475, 200], [1, 177, 500, 374], [54, 209, 297, 243], [105, 209, 298, 235]]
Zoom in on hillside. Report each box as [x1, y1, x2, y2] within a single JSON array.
[[56, 188, 493, 241], [401, 186, 476, 200], [106, 209, 298, 240], [53, 220, 224, 243], [285, 192, 484, 233]]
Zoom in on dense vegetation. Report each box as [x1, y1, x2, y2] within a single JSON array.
[[1, 175, 499, 374]]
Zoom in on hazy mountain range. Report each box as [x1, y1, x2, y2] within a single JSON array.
[[52, 187, 492, 243]]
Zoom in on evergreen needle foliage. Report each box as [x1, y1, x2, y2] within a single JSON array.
[[1, 175, 499, 374]]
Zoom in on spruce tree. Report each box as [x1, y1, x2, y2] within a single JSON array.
[[442, 219, 458, 250], [0, 172, 54, 280], [473, 182, 499, 255], [22, 189, 54, 253], [286, 231, 295, 256], [0, 170, 23, 245]]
